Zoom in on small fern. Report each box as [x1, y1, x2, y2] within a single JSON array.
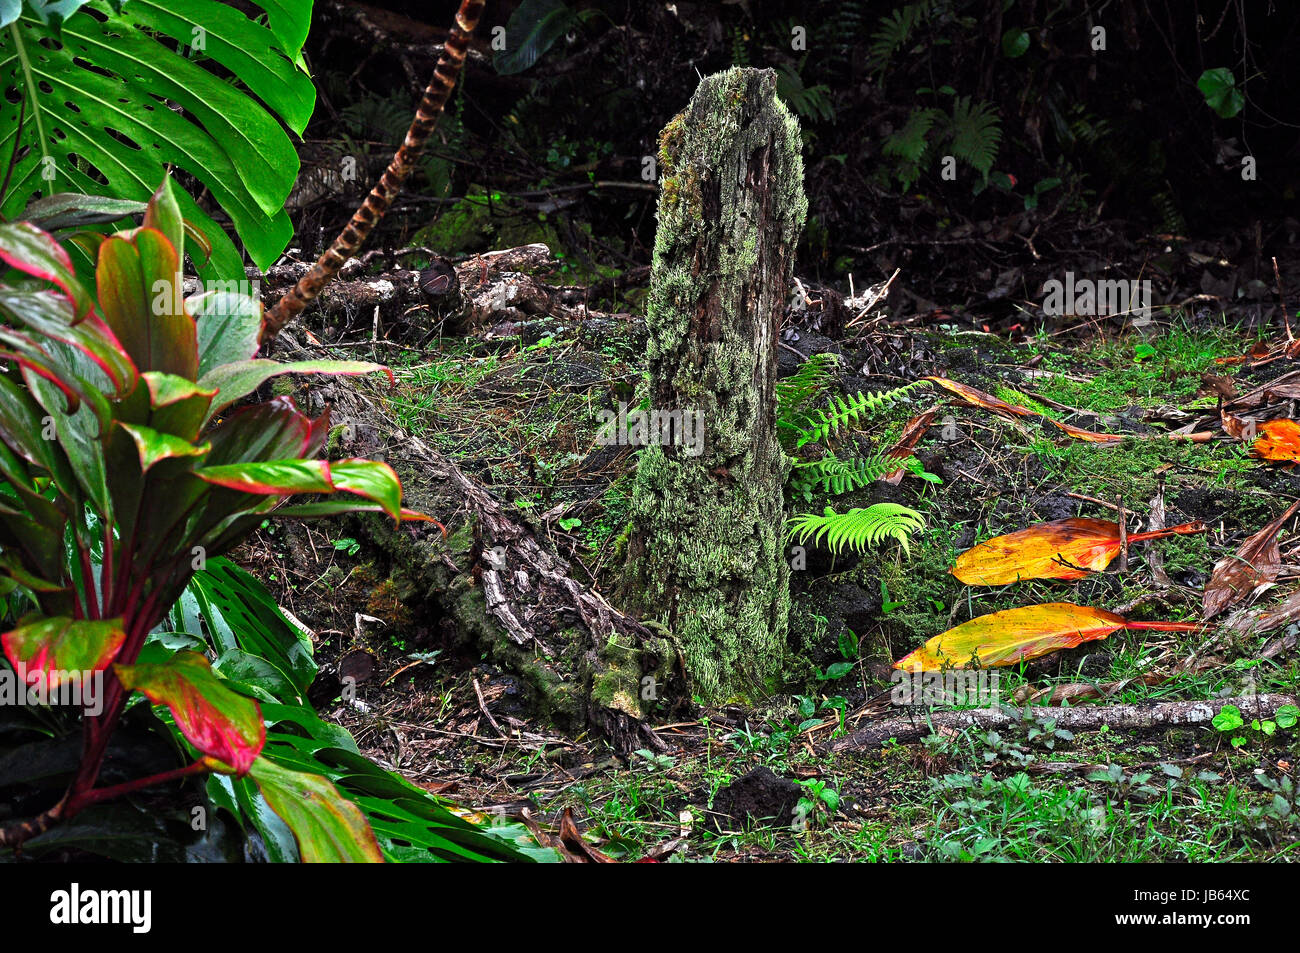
[[795, 380, 929, 448], [948, 97, 1002, 179], [883, 107, 942, 189], [869, 3, 932, 72], [776, 353, 840, 434], [792, 450, 900, 495], [883, 107, 941, 166], [776, 64, 834, 124], [789, 503, 925, 556]]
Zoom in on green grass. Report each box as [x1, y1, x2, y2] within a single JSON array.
[[919, 769, 1285, 861], [532, 723, 1298, 861], [385, 351, 500, 433]]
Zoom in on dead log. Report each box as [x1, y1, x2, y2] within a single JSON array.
[[253, 243, 628, 340], [281, 357, 681, 752], [827, 693, 1298, 752]]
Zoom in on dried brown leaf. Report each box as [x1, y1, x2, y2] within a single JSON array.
[[1202, 500, 1300, 620]]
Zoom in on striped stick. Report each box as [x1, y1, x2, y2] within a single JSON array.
[[261, 0, 485, 344]]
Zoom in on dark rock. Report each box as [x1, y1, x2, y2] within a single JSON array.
[[340, 649, 379, 685], [709, 766, 802, 830]]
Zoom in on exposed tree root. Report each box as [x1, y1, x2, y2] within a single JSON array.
[[292, 368, 684, 753]]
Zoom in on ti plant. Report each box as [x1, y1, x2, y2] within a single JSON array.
[[0, 177, 425, 860]]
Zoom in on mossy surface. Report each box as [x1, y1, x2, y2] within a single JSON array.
[[623, 68, 807, 704]]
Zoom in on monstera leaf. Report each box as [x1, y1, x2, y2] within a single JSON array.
[[492, 0, 583, 75], [0, 0, 316, 276], [245, 756, 383, 862]]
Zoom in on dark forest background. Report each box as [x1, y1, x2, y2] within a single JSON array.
[[295, 0, 1300, 326]]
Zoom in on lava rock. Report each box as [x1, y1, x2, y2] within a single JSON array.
[[708, 766, 803, 830]]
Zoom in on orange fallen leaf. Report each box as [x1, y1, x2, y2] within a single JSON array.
[[925, 376, 1035, 419], [1047, 418, 1125, 443], [1252, 418, 1300, 462], [926, 376, 1125, 444], [952, 517, 1207, 585], [894, 602, 1200, 672]]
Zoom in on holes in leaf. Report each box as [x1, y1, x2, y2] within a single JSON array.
[[37, 82, 53, 96], [104, 128, 143, 152], [71, 56, 117, 81], [66, 153, 109, 187]]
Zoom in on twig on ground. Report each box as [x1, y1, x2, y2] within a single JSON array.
[[826, 693, 1298, 752]]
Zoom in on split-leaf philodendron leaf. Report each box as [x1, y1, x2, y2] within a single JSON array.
[[0, 0, 316, 276]]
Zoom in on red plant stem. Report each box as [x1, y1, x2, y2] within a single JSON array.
[[64, 589, 167, 810], [100, 522, 114, 614], [106, 518, 143, 616], [64, 761, 208, 814], [1125, 521, 1208, 544], [1123, 621, 1202, 631]]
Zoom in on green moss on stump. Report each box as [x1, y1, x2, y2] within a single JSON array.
[[624, 68, 807, 704]]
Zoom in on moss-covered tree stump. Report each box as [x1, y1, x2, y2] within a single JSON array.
[[620, 68, 807, 703]]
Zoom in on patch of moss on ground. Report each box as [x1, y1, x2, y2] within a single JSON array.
[[1157, 531, 1212, 577], [1027, 436, 1256, 499], [994, 385, 1055, 417], [1032, 325, 1260, 411]]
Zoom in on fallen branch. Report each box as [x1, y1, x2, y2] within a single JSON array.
[[826, 693, 1298, 752]]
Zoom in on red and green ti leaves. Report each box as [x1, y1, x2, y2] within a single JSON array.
[[0, 175, 428, 855], [115, 651, 265, 776], [2, 616, 125, 691]]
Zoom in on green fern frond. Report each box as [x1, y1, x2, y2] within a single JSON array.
[[1151, 185, 1186, 236], [884, 108, 941, 165], [776, 353, 841, 430], [948, 97, 1001, 177], [792, 451, 900, 495], [788, 503, 925, 556], [884, 107, 942, 189], [869, 3, 932, 71], [795, 380, 930, 448], [776, 65, 835, 123], [339, 93, 414, 142]]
